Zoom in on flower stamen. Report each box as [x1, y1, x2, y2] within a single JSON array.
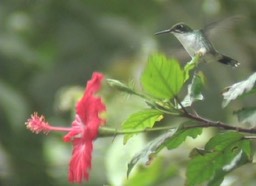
[[25, 112, 51, 134]]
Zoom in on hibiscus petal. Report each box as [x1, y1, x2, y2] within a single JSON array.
[[76, 72, 106, 138], [68, 137, 93, 183], [67, 72, 107, 183]]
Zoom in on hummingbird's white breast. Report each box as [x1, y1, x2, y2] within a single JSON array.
[[172, 30, 210, 58]]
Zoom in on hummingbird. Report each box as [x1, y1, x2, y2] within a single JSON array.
[[155, 19, 240, 67]]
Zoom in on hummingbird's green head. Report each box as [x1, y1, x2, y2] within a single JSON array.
[[170, 23, 193, 33], [155, 22, 193, 35]]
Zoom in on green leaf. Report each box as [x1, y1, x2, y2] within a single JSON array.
[[184, 55, 200, 82], [122, 109, 163, 144], [186, 132, 252, 186], [180, 71, 205, 108], [208, 141, 252, 186], [222, 72, 256, 107], [141, 53, 184, 100], [165, 126, 202, 150], [234, 107, 256, 127], [127, 126, 202, 177], [204, 132, 244, 151]]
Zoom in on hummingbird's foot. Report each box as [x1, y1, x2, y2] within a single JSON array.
[[195, 48, 207, 57]]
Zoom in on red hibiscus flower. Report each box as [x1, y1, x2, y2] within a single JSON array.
[[25, 72, 106, 183]]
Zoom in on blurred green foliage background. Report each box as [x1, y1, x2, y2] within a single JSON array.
[[1, 0, 256, 185]]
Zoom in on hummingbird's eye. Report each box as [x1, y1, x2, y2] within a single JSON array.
[[176, 24, 184, 30], [178, 24, 183, 28], [170, 23, 192, 33]]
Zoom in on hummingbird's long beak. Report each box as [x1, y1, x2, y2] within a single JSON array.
[[154, 29, 171, 35]]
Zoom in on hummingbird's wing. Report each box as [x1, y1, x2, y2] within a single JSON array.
[[202, 15, 245, 39]]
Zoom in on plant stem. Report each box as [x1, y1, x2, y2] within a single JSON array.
[[99, 111, 256, 138], [184, 112, 256, 134], [98, 126, 175, 137]]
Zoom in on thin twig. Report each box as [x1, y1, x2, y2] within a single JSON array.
[[174, 95, 190, 115], [185, 112, 256, 134]]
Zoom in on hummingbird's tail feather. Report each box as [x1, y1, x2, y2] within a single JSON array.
[[217, 54, 240, 67]]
